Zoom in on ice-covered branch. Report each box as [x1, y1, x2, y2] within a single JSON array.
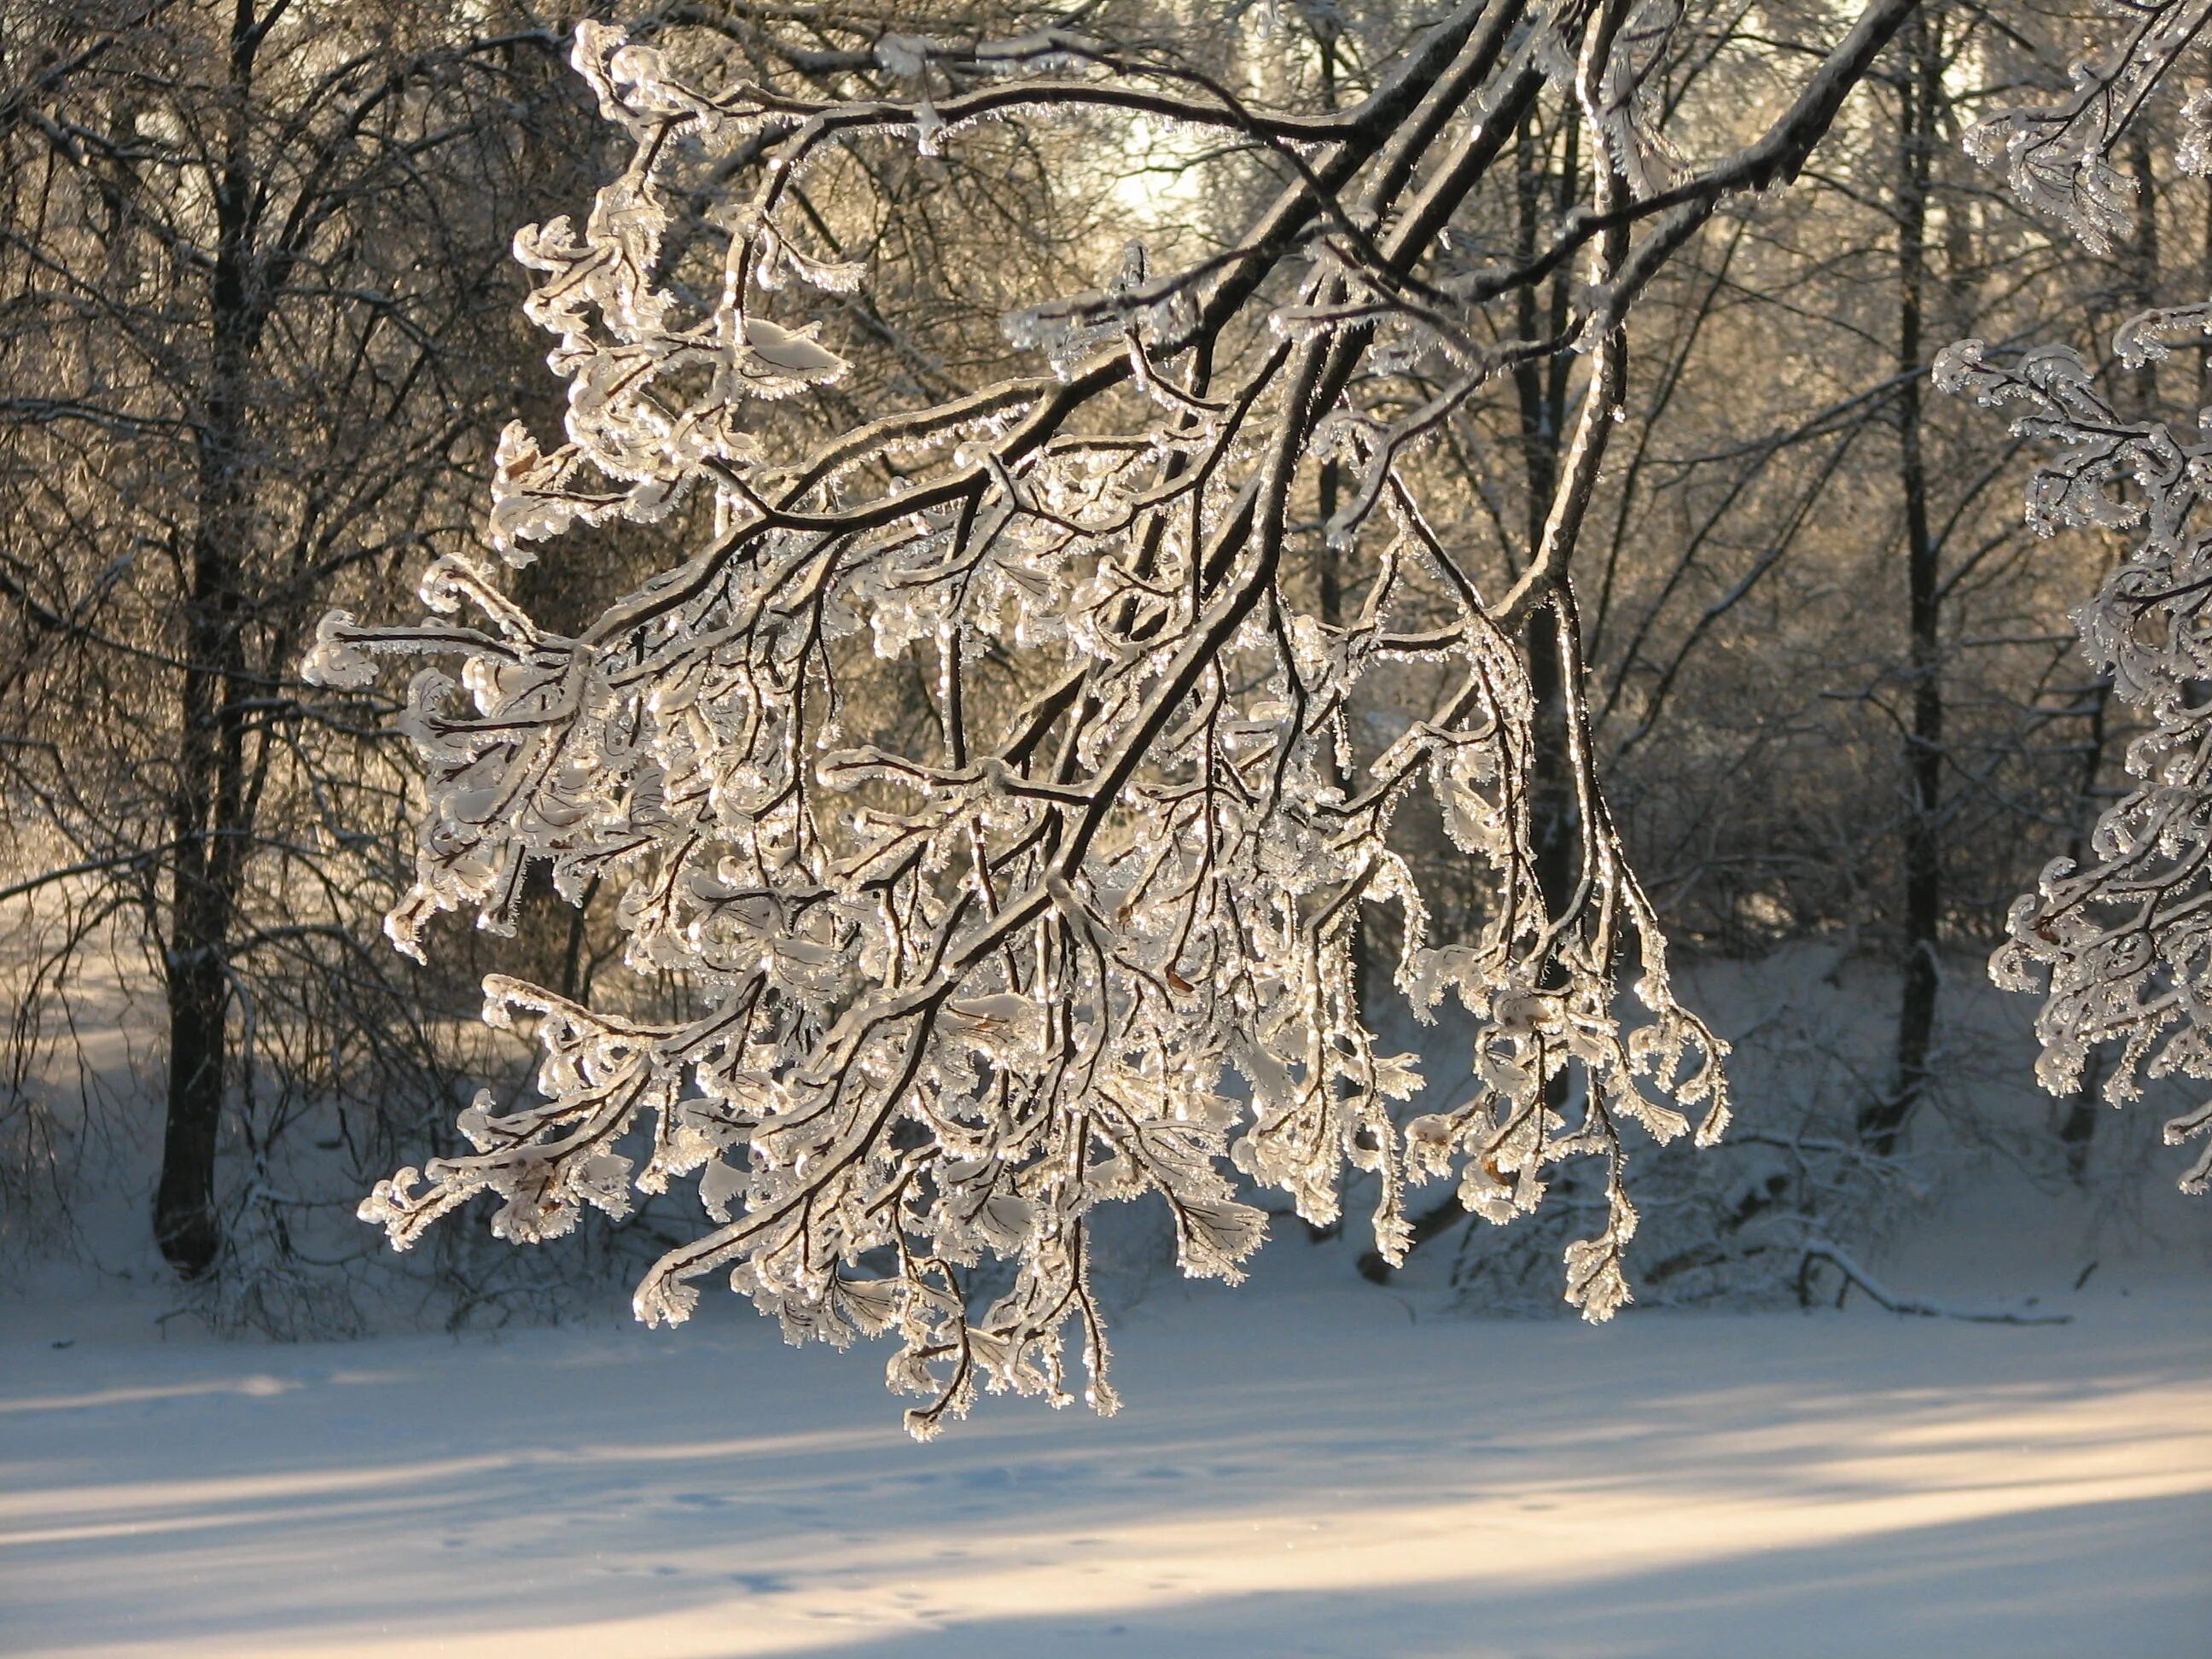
[[1964, 0, 2212, 255], [1940, 333, 2212, 1194], [311, 1, 1930, 1432]]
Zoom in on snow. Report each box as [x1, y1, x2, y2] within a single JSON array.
[[5, 1232, 2209, 1659]]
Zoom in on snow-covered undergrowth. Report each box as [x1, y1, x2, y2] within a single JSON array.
[[6, 937, 2203, 1343], [3, 1202, 2208, 1659]]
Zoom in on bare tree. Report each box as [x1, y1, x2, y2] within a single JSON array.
[[0, 0, 570, 1283]]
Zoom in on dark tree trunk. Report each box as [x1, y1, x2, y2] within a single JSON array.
[[155, 897, 229, 1277], [157, 473, 251, 1277], [1860, 14, 1943, 1157], [1315, 454, 1364, 1012], [157, 492, 250, 1278], [154, 15, 264, 1278], [1306, 457, 1357, 1245], [1514, 104, 1584, 934]]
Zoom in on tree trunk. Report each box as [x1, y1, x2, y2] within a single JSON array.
[[155, 882, 230, 1277], [157, 489, 251, 1277], [154, 20, 262, 1278], [1860, 14, 1942, 1157]]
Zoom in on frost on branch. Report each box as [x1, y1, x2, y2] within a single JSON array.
[[1952, 1, 2212, 1196], [321, 11, 1743, 1435], [1936, 337, 2212, 1193], [1960, 0, 2212, 255]]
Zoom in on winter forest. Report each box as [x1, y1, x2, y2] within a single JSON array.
[[2, 0, 2209, 1653]]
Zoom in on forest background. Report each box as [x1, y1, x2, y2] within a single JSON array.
[[2, 0, 2203, 1334]]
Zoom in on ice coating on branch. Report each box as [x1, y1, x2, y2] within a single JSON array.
[[301, 610, 376, 690], [480, 26, 848, 567], [322, 14, 1733, 1434], [1941, 306, 2212, 1194], [1961, 0, 2212, 255], [1538, 0, 1688, 201], [1003, 241, 1202, 382], [1949, 0, 2212, 1183], [2180, 90, 2212, 178]]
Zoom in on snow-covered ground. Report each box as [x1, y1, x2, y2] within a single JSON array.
[[5, 1218, 2209, 1659]]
